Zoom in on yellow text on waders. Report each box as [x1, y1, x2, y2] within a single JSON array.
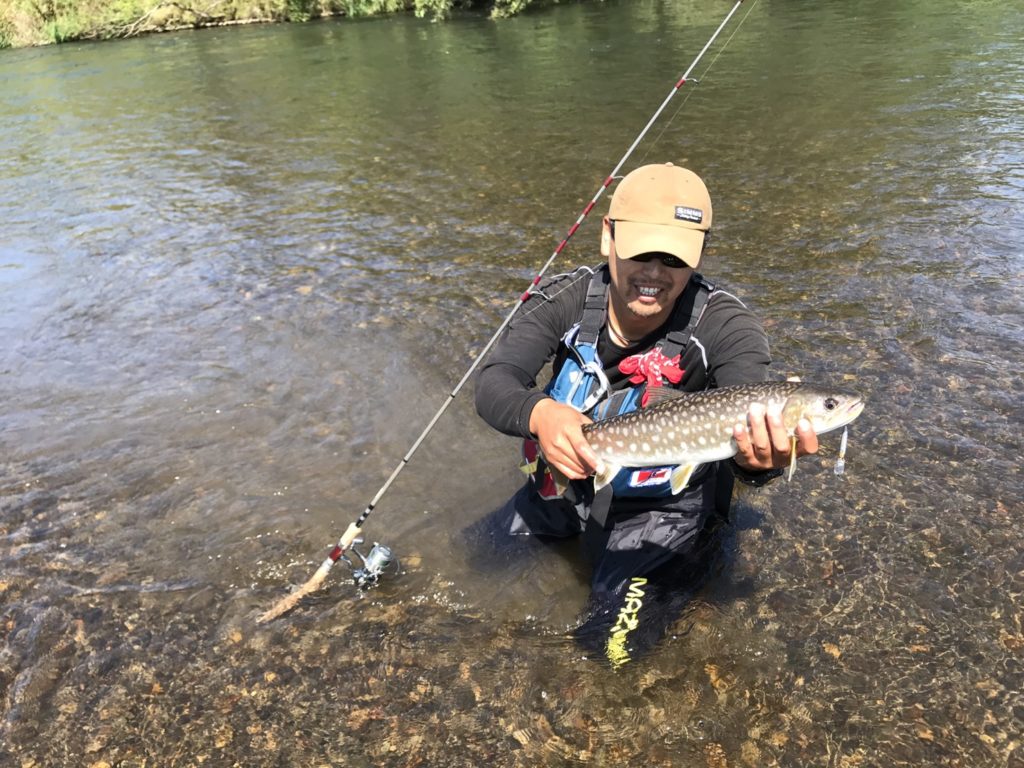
[[606, 577, 648, 667]]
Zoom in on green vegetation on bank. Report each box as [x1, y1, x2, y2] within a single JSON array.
[[0, 0, 548, 48]]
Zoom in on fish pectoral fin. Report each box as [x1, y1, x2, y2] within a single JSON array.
[[593, 462, 622, 492], [670, 464, 697, 495], [787, 435, 797, 481]]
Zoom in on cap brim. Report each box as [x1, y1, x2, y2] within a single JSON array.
[[614, 221, 705, 268]]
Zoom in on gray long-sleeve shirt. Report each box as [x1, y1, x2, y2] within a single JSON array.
[[475, 265, 771, 439]]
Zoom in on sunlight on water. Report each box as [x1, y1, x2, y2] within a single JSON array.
[[1, 0, 1022, 765]]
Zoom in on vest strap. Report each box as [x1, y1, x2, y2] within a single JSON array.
[[589, 484, 614, 529], [577, 267, 610, 347], [659, 273, 714, 359]]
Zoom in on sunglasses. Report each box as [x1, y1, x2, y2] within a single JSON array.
[[629, 252, 689, 269], [609, 220, 693, 270]]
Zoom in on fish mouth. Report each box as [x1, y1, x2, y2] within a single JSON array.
[[845, 398, 866, 421], [829, 397, 866, 431]]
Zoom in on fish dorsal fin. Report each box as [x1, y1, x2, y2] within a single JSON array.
[[642, 386, 688, 407]]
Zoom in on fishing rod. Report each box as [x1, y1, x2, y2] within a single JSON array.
[[257, 0, 750, 624]]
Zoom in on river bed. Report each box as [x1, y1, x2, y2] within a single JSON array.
[[2, 1, 1022, 765]]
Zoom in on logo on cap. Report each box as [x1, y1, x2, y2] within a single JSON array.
[[674, 206, 703, 224]]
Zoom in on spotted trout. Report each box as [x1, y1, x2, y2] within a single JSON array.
[[550, 381, 865, 496]]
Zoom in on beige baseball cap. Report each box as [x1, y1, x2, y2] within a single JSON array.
[[608, 163, 713, 268]]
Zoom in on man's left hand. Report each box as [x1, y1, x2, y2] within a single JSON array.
[[732, 402, 818, 473]]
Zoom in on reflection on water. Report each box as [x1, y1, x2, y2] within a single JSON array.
[[1, 0, 1023, 765]]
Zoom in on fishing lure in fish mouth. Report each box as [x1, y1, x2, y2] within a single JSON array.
[[834, 426, 850, 476]]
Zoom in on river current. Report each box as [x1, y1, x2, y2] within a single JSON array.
[[1, 1, 1022, 765]]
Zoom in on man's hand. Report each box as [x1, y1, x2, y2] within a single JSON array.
[[732, 402, 818, 473], [528, 398, 604, 480]]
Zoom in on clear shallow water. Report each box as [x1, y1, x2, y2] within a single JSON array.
[[1, 1, 1023, 765]]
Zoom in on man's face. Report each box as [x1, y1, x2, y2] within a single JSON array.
[[603, 218, 693, 322]]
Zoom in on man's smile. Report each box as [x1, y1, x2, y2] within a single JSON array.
[[631, 281, 669, 304]]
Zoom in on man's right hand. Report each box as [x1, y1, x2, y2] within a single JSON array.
[[528, 398, 604, 481]]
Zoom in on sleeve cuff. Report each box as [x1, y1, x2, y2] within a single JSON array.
[[517, 392, 551, 439]]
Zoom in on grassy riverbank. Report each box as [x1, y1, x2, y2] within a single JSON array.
[[0, 0, 553, 48]]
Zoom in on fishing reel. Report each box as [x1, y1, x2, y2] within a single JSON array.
[[341, 538, 400, 589]]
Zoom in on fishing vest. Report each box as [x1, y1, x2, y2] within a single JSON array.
[[525, 267, 714, 499]]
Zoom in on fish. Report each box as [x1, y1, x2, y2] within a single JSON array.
[[549, 381, 866, 495]]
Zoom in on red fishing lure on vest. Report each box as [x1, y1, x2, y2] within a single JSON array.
[[619, 348, 684, 406]]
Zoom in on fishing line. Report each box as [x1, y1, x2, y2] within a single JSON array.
[[638, 0, 762, 167], [257, 0, 752, 624], [509, 0, 761, 325]]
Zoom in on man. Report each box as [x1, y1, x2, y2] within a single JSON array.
[[474, 163, 817, 662]]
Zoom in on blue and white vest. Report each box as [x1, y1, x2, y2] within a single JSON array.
[[540, 267, 713, 498]]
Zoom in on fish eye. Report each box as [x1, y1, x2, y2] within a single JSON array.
[[824, 397, 838, 411]]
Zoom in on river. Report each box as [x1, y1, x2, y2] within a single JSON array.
[[1, 0, 1022, 765]]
